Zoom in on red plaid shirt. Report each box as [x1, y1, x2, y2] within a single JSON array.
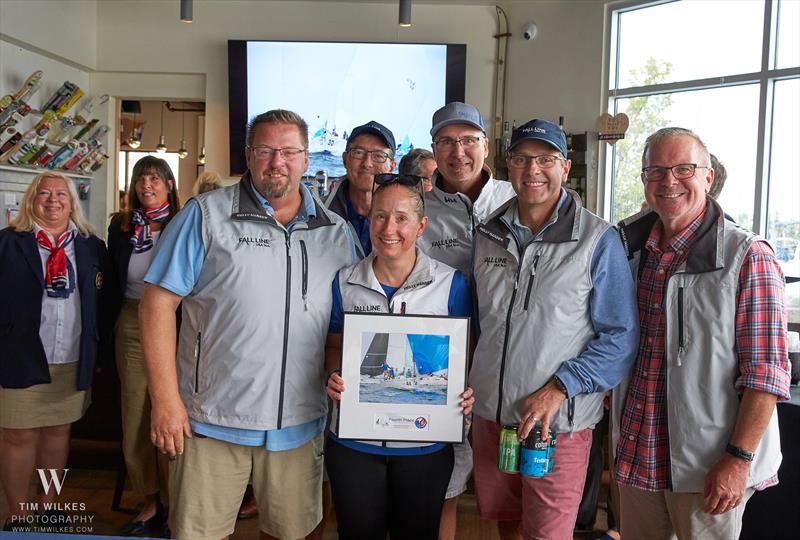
[[616, 211, 791, 491]]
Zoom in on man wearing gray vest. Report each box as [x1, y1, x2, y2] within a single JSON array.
[[470, 119, 639, 540], [139, 109, 354, 540], [613, 127, 791, 539], [325, 120, 396, 257], [420, 102, 515, 279]]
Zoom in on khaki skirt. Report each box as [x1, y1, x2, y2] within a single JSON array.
[[0, 362, 91, 429]]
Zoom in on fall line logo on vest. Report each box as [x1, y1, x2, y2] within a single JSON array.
[[483, 256, 508, 268], [237, 236, 271, 248], [353, 304, 383, 313], [430, 237, 460, 249]]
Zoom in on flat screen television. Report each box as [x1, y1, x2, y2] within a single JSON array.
[[228, 40, 466, 177]]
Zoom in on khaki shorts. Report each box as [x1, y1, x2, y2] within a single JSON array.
[[169, 432, 324, 540]]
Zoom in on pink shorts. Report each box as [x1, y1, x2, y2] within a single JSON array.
[[472, 415, 592, 540]]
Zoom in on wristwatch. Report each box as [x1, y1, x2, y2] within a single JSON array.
[[552, 376, 569, 398], [725, 443, 755, 462]]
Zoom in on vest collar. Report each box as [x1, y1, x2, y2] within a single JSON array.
[[618, 197, 726, 274], [346, 248, 435, 296]]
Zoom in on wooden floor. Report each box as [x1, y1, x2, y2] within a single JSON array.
[[0, 444, 609, 539]]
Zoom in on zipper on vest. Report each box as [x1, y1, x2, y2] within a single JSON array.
[[568, 397, 575, 436], [277, 236, 292, 429], [677, 286, 685, 366], [300, 239, 309, 311], [523, 254, 541, 311], [194, 332, 201, 393], [496, 244, 526, 424]]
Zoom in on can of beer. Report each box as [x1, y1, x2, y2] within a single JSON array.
[[498, 424, 521, 474], [520, 422, 549, 477], [546, 429, 557, 474]]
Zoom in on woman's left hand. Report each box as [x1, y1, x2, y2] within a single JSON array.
[[460, 387, 474, 416]]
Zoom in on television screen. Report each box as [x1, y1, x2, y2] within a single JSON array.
[[228, 40, 466, 177]]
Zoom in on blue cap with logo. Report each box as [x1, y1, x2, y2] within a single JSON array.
[[348, 121, 396, 153], [508, 119, 568, 157], [430, 102, 486, 137]]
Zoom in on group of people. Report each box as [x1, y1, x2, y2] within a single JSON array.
[[0, 100, 791, 540]]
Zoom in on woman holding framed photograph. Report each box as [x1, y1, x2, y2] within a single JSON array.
[[324, 173, 474, 540]]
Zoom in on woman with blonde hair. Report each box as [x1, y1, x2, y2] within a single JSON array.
[[108, 155, 181, 536], [193, 170, 223, 195], [0, 172, 110, 532]]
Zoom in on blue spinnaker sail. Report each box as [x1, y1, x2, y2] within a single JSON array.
[[407, 334, 449, 374]]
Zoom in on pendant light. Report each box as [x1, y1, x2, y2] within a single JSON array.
[[198, 146, 206, 165], [399, 0, 411, 27], [156, 101, 168, 153], [127, 111, 141, 149], [177, 110, 188, 158], [180, 0, 193, 23]]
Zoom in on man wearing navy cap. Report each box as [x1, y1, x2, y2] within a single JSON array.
[[420, 102, 515, 278], [325, 120, 396, 257], [469, 119, 639, 539]]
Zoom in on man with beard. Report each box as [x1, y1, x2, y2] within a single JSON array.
[[139, 110, 355, 540], [326, 120, 396, 257]]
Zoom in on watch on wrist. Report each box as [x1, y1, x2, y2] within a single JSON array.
[[725, 443, 755, 462], [552, 376, 569, 398]]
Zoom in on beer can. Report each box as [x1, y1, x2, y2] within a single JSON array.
[[546, 429, 557, 474], [520, 422, 549, 477], [498, 424, 521, 474]]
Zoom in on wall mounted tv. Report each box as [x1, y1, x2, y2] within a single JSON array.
[[228, 40, 466, 177]]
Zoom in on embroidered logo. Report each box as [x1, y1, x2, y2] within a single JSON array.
[[353, 305, 383, 313], [483, 256, 508, 268], [430, 237, 459, 249], [237, 236, 271, 248], [444, 196, 459, 204]]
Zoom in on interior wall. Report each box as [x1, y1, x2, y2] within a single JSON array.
[[92, 0, 498, 178], [121, 101, 203, 203]]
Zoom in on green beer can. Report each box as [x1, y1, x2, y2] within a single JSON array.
[[498, 424, 521, 473]]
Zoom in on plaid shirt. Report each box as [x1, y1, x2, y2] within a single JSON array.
[[616, 211, 791, 491]]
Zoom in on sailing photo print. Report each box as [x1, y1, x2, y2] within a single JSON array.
[[338, 314, 469, 443]]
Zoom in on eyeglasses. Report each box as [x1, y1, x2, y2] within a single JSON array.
[[506, 154, 565, 169], [372, 173, 426, 211], [345, 147, 392, 164], [641, 163, 708, 182], [432, 136, 484, 149], [248, 146, 306, 160]]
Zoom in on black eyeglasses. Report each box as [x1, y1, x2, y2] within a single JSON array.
[[642, 163, 709, 182], [372, 174, 426, 210]]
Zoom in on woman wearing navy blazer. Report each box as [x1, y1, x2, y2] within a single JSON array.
[[0, 172, 109, 531], [107, 156, 180, 535]]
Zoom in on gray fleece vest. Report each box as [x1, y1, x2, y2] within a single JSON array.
[[471, 190, 612, 432], [613, 200, 783, 492], [419, 168, 515, 278], [177, 176, 353, 430]]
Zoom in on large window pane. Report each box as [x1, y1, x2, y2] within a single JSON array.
[[615, 1, 764, 88], [776, 0, 800, 69], [610, 84, 759, 226]]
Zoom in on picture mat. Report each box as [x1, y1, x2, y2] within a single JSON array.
[[338, 313, 468, 443]]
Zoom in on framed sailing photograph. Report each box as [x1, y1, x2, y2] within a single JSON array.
[[337, 313, 469, 443]]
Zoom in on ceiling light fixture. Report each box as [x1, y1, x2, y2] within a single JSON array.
[[180, 0, 193, 23], [198, 146, 206, 165], [127, 111, 141, 149], [156, 102, 168, 153], [399, 0, 411, 27], [178, 110, 188, 158]]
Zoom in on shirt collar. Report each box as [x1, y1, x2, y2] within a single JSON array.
[[33, 221, 78, 243], [509, 188, 568, 239], [646, 208, 707, 256]]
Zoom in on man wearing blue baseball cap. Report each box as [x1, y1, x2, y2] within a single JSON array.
[[325, 121, 396, 258], [469, 119, 639, 540], [420, 102, 515, 279]]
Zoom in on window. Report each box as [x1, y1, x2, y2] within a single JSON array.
[[606, 0, 800, 321], [118, 151, 181, 192]]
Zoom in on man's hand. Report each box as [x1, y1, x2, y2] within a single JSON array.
[[460, 387, 475, 416], [150, 396, 192, 459], [518, 379, 567, 440], [703, 454, 750, 514]]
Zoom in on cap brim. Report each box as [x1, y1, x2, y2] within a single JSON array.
[[508, 134, 564, 154], [430, 119, 486, 137], [350, 128, 394, 151]]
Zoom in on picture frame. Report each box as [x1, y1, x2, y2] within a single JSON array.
[[337, 313, 470, 444]]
